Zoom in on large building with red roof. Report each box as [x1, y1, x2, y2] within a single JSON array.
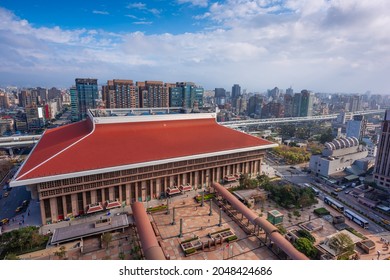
[[11, 110, 277, 225]]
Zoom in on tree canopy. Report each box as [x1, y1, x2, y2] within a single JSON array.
[[294, 237, 318, 259]]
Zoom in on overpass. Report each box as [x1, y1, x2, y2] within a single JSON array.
[[0, 135, 41, 148], [220, 109, 385, 128]]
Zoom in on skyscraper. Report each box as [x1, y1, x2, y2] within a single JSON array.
[[374, 110, 390, 192], [292, 90, 314, 117], [71, 78, 98, 121], [300, 90, 314, 117], [231, 84, 241, 108]]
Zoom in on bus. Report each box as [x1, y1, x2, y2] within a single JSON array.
[[344, 209, 369, 229], [324, 196, 345, 212], [304, 183, 320, 196]]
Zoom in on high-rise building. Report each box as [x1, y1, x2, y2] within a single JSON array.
[[292, 92, 301, 117], [346, 115, 366, 141], [231, 84, 241, 108], [247, 94, 263, 117], [19, 90, 34, 108], [261, 101, 283, 118], [0, 91, 9, 109], [102, 79, 138, 109], [348, 95, 362, 112], [48, 87, 62, 100], [374, 110, 390, 192], [292, 90, 314, 117], [214, 88, 226, 108], [300, 90, 314, 117], [283, 93, 293, 117], [137, 81, 168, 108], [268, 87, 280, 101], [70, 78, 98, 121], [168, 82, 204, 109]]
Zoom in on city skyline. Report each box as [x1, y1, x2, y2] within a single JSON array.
[[0, 1, 389, 94]]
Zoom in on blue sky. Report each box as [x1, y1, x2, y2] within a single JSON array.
[[0, 0, 389, 94]]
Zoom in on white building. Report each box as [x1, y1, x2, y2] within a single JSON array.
[[309, 137, 368, 177]]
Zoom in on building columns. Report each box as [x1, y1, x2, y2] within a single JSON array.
[[49, 197, 58, 223], [62, 196, 68, 218], [71, 194, 78, 216], [40, 199, 46, 224], [118, 185, 123, 203], [108, 187, 115, 201], [125, 184, 131, 205], [90, 190, 97, 204]]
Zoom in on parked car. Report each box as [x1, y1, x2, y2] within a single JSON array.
[[3, 191, 9, 197], [15, 206, 23, 212], [0, 218, 9, 225]]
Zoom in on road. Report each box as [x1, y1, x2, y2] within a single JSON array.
[[270, 160, 389, 235]]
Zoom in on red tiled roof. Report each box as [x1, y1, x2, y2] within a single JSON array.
[[13, 116, 274, 183]]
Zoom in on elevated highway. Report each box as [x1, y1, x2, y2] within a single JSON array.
[[0, 135, 41, 148], [220, 109, 385, 128]]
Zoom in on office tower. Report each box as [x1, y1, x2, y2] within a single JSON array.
[[292, 90, 314, 117], [70, 86, 79, 122], [231, 84, 241, 108], [346, 115, 366, 141], [348, 95, 362, 112], [169, 86, 183, 107], [247, 94, 263, 117], [102, 79, 139, 109], [215, 88, 226, 108], [300, 90, 314, 117], [374, 110, 390, 192], [292, 92, 301, 117], [284, 92, 293, 117], [71, 78, 98, 121], [168, 82, 204, 109]]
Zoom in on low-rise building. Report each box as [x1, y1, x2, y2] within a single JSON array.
[[309, 137, 368, 177]]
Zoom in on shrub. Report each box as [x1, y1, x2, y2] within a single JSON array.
[[184, 248, 196, 255], [226, 235, 238, 242], [313, 207, 330, 216], [297, 229, 316, 243]]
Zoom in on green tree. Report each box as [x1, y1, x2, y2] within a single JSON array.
[[319, 128, 334, 144], [294, 237, 318, 259], [328, 232, 355, 259]]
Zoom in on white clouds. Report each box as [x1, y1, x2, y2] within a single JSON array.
[[177, 0, 209, 7], [0, 2, 390, 93], [127, 2, 161, 16], [127, 2, 146, 9], [93, 10, 109, 15]]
